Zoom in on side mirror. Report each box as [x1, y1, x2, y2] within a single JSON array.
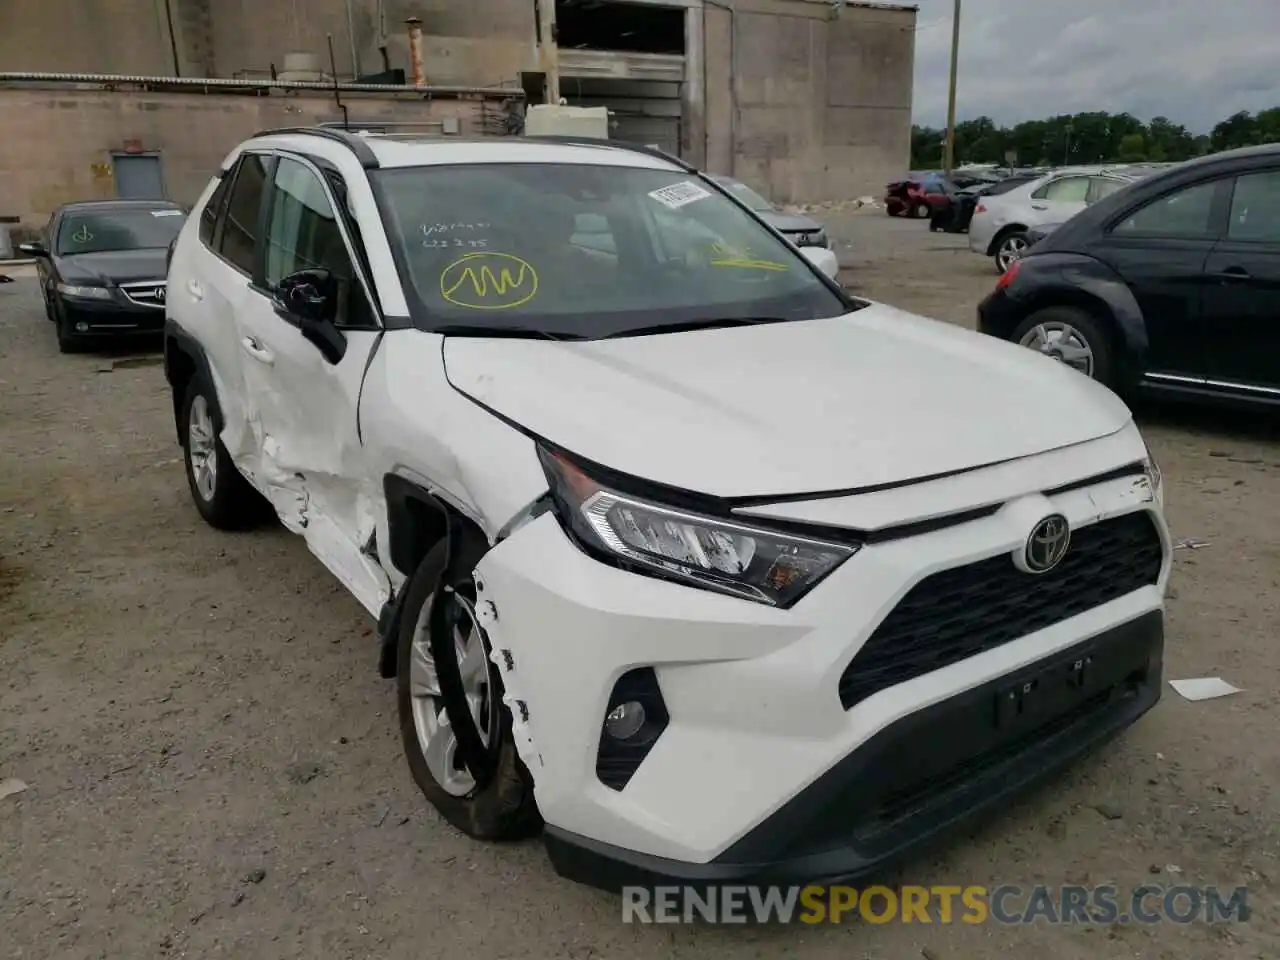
[[799, 245, 840, 281], [274, 269, 347, 364], [18, 241, 49, 258]]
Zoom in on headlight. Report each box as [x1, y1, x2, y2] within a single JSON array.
[[539, 448, 858, 607], [57, 283, 113, 300]]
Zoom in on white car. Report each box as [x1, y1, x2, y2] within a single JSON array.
[[970, 166, 1153, 274], [163, 128, 1171, 892]]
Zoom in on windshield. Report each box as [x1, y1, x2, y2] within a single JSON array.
[[373, 164, 847, 338], [713, 177, 775, 213], [56, 209, 187, 255]]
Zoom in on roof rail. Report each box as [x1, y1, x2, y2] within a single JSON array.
[[520, 135, 696, 172], [250, 126, 381, 168]]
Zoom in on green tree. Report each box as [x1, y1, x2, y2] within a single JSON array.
[[1118, 133, 1147, 162]]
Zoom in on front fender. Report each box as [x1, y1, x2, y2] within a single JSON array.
[[1007, 252, 1149, 362]]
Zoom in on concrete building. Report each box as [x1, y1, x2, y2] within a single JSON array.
[[0, 0, 917, 230]]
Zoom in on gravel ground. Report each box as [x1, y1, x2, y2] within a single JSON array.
[[2, 214, 1278, 959]]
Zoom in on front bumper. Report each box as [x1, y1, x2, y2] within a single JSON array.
[[59, 297, 165, 336], [473, 432, 1169, 882], [546, 609, 1163, 891]]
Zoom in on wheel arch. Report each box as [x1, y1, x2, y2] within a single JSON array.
[[378, 474, 491, 678], [1005, 255, 1150, 377], [163, 320, 214, 445], [986, 224, 1030, 256]]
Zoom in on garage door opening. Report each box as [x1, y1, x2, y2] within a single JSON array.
[[561, 77, 683, 157], [555, 0, 685, 55]]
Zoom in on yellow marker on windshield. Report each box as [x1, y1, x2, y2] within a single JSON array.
[[440, 252, 539, 310], [707, 240, 788, 271]]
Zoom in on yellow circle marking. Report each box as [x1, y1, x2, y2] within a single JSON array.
[[439, 252, 539, 310]]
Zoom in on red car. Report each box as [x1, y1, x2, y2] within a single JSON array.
[[885, 172, 953, 218]]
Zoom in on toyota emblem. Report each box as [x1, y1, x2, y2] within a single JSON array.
[[1023, 514, 1071, 574]]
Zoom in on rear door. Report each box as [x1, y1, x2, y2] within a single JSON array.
[[1090, 176, 1231, 376], [1029, 175, 1090, 225], [174, 152, 274, 468], [1201, 167, 1280, 391]]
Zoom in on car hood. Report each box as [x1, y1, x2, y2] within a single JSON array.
[[55, 249, 168, 284], [442, 304, 1132, 499], [758, 211, 823, 233]]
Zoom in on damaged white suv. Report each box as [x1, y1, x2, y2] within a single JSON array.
[[163, 128, 1170, 891]]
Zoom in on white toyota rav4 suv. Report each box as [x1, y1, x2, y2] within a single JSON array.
[[163, 127, 1170, 893]]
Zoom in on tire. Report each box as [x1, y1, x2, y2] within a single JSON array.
[[887, 205, 903, 218], [43, 287, 55, 322], [396, 535, 541, 841], [1010, 306, 1117, 389], [994, 231, 1030, 274], [913, 202, 930, 219], [180, 375, 269, 529]]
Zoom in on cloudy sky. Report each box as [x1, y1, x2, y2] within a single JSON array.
[[910, 0, 1280, 133]]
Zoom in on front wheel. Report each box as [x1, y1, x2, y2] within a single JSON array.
[[913, 201, 931, 219], [396, 536, 541, 841], [1011, 307, 1116, 388]]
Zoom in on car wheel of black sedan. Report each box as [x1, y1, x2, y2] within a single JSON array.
[[1011, 307, 1115, 388]]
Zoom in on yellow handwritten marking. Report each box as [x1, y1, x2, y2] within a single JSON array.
[[440, 252, 539, 310], [709, 258, 790, 271]]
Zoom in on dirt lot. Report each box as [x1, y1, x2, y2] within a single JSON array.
[[2, 214, 1279, 960]]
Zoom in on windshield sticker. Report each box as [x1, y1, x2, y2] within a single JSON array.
[[648, 181, 713, 210], [440, 252, 538, 310], [151, 209, 184, 217], [70, 224, 94, 244]]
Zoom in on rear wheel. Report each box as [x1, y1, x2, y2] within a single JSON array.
[[994, 232, 1030, 274], [180, 376, 269, 529], [913, 201, 930, 219], [396, 535, 541, 841], [1011, 307, 1116, 388]]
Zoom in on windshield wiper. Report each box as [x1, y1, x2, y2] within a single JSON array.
[[603, 317, 792, 339], [430, 324, 579, 342]]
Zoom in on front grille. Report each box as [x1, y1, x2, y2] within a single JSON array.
[[838, 511, 1163, 710], [119, 281, 167, 309]]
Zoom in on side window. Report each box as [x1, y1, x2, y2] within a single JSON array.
[[1036, 176, 1091, 203], [1087, 177, 1127, 204], [1227, 170, 1280, 243], [198, 172, 231, 248], [218, 153, 270, 274], [1112, 180, 1221, 238], [263, 156, 372, 328]]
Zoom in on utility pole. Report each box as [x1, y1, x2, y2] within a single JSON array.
[[537, 0, 561, 104], [943, 0, 962, 175]]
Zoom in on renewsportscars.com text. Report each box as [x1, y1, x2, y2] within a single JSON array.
[[621, 884, 1250, 925]]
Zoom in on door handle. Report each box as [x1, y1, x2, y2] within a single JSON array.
[[187, 279, 204, 301], [1030, 203, 1048, 211], [1211, 267, 1251, 282], [240, 336, 274, 365]]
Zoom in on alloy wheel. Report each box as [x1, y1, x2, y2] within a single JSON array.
[[187, 395, 218, 501], [1018, 321, 1095, 378], [997, 235, 1028, 272], [408, 586, 498, 798]]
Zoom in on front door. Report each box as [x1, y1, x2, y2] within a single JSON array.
[[1201, 168, 1280, 392], [1029, 174, 1090, 226], [234, 153, 388, 615], [1090, 176, 1230, 376]]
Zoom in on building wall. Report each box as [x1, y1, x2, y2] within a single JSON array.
[[0, 0, 537, 83], [0, 87, 502, 226], [704, 0, 915, 202]]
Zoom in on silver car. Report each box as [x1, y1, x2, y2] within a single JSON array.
[[709, 175, 831, 249], [969, 165, 1167, 274]]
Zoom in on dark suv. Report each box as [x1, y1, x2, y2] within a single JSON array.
[[977, 144, 1280, 406]]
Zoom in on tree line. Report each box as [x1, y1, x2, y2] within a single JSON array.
[[911, 108, 1280, 170]]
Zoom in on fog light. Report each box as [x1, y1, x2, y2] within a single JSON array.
[[605, 701, 646, 740], [75, 322, 89, 332]]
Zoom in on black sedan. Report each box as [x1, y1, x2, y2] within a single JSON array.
[[19, 199, 188, 353], [977, 143, 1280, 407]]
